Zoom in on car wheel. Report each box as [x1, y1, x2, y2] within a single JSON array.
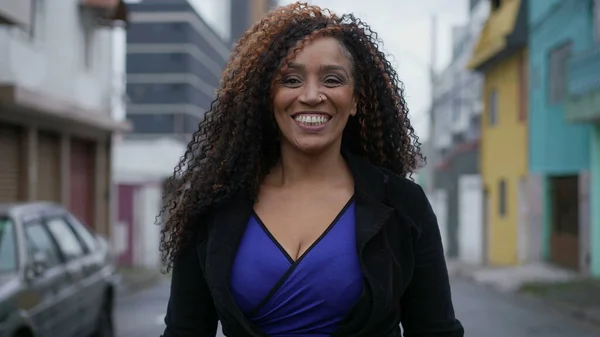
[[92, 294, 114, 337]]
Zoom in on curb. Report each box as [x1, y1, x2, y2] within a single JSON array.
[[450, 268, 600, 328]]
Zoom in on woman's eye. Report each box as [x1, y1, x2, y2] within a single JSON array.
[[282, 77, 302, 85], [324, 77, 342, 85]]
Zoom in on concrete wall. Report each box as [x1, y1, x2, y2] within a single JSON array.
[[0, 0, 117, 120]]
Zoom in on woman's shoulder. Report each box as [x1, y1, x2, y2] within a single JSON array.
[[374, 165, 428, 203], [372, 165, 434, 236]]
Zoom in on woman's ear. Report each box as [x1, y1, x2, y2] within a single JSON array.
[[350, 98, 357, 116]]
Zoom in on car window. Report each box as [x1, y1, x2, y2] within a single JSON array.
[[66, 215, 98, 253], [0, 218, 18, 273], [25, 221, 62, 268], [45, 218, 85, 261]]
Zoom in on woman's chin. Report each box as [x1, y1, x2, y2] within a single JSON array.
[[288, 137, 337, 155]]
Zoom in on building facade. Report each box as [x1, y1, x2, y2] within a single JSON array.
[[0, 0, 128, 238], [430, 0, 488, 263], [563, 0, 600, 277], [528, 0, 596, 273], [125, 0, 230, 139], [230, 0, 278, 43], [114, 0, 275, 268], [469, 0, 532, 266]]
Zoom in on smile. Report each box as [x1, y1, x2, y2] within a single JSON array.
[[293, 113, 331, 126]]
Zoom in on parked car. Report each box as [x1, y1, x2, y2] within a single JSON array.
[[0, 202, 117, 337]]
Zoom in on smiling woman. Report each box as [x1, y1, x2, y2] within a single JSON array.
[[159, 2, 463, 337]]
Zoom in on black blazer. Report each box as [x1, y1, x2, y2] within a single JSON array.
[[161, 153, 464, 337]]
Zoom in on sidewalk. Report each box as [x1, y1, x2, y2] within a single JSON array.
[[115, 266, 168, 299], [447, 260, 600, 326]]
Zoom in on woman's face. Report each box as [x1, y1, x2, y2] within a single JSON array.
[[272, 36, 356, 155]]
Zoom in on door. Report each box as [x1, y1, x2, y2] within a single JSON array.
[[22, 218, 69, 337], [45, 216, 88, 337], [69, 139, 96, 230], [117, 184, 136, 266], [483, 187, 490, 265], [0, 123, 23, 202], [51, 213, 105, 337], [458, 175, 483, 265], [549, 176, 580, 270], [37, 131, 62, 202]]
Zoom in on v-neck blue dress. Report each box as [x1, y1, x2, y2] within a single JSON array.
[[230, 198, 363, 337]]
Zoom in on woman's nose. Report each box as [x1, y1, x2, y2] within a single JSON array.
[[298, 82, 322, 106]]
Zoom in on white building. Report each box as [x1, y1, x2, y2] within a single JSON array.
[[429, 0, 489, 264], [0, 0, 128, 240]]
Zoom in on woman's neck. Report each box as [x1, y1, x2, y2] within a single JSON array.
[[268, 144, 350, 187]]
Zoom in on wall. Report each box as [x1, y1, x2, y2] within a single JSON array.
[[0, 0, 116, 120], [481, 49, 529, 266], [528, 0, 593, 174]]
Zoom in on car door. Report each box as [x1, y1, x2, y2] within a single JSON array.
[[44, 216, 87, 337], [58, 213, 105, 336], [21, 218, 69, 337]]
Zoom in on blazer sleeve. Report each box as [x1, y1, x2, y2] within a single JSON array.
[[399, 185, 465, 337], [161, 240, 218, 337]]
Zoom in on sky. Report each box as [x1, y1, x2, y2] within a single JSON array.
[[124, 0, 471, 141]]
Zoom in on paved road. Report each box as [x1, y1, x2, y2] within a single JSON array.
[[116, 278, 600, 337]]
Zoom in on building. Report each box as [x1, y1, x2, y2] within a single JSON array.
[[124, 0, 230, 140], [468, 0, 531, 266], [562, 0, 600, 277], [230, 0, 278, 43], [429, 0, 488, 264], [527, 0, 597, 274], [0, 0, 128, 238], [113, 0, 275, 268]]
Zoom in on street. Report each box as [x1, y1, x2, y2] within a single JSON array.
[[116, 278, 600, 337]]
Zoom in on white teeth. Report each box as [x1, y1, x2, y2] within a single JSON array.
[[294, 114, 330, 126]]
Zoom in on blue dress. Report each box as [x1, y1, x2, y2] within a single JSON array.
[[230, 198, 363, 337]]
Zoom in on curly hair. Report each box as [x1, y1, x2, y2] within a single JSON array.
[[158, 2, 424, 271]]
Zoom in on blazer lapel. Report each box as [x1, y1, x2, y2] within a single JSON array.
[[335, 151, 396, 335], [202, 190, 267, 337]]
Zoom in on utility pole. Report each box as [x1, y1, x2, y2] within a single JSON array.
[[426, 14, 438, 193]]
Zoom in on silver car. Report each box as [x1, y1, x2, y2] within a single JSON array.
[[0, 202, 117, 337]]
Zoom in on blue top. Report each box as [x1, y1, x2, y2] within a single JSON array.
[[230, 198, 363, 337]]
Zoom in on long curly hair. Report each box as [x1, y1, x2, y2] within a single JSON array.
[[158, 2, 424, 270]]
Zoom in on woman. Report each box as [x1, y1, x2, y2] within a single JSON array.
[[160, 2, 464, 337]]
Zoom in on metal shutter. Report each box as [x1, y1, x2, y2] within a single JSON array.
[[69, 138, 96, 229], [0, 123, 23, 202], [37, 131, 61, 202]]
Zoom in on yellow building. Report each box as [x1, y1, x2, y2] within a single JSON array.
[[468, 0, 529, 266]]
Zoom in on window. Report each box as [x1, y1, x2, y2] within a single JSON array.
[[25, 221, 62, 267], [491, 0, 501, 11], [498, 179, 507, 217], [128, 113, 176, 134], [488, 89, 498, 126], [0, 218, 17, 273], [518, 52, 528, 122], [66, 215, 98, 254], [548, 42, 572, 104], [46, 218, 85, 260]]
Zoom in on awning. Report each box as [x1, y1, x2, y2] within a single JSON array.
[[0, 84, 131, 134], [467, 0, 523, 71]]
